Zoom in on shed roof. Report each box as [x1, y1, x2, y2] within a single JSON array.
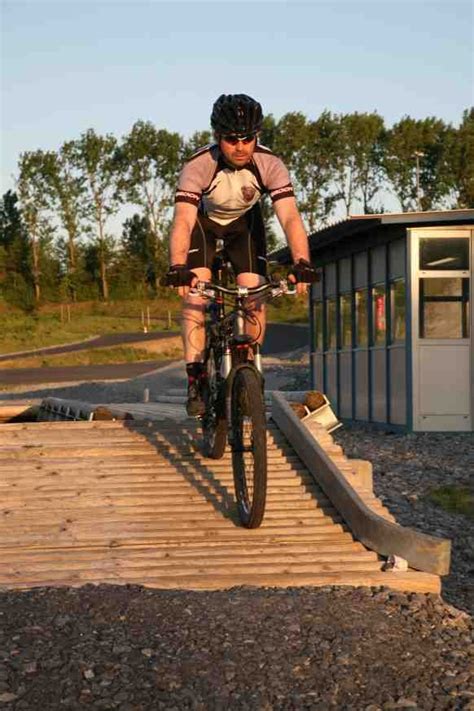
[[271, 209, 474, 264]]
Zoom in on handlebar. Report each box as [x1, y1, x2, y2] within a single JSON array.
[[189, 279, 298, 300]]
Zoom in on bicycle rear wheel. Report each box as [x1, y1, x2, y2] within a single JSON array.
[[202, 345, 227, 459], [231, 365, 267, 528]]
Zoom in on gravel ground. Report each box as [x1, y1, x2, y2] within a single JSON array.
[[332, 425, 474, 617], [0, 356, 473, 709], [0, 586, 473, 710]]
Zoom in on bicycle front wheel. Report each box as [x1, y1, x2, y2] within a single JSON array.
[[231, 366, 267, 528]]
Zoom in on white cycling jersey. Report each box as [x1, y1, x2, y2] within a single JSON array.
[[175, 143, 294, 226]]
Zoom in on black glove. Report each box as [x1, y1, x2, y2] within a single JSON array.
[[289, 258, 319, 283], [163, 264, 197, 287]]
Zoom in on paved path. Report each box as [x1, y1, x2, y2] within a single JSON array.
[[0, 361, 172, 386], [0, 331, 177, 362], [0, 324, 309, 387]]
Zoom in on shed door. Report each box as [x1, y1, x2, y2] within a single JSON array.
[[410, 228, 472, 431]]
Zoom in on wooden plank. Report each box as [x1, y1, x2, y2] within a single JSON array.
[[0, 416, 443, 595], [1, 540, 370, 566], [1, 558, 384, 578], [1, 570, 441, 594], [0, 542, 371, 562]]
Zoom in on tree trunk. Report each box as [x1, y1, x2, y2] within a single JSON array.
[[31, 235, 41, 302], [155, 235, 161, 292], [99, 246, 108, 301], [97, 207, 108, 301], [68, 232, 77, 302]]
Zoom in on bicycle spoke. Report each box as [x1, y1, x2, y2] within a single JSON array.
[[231, 366, 267, 528]]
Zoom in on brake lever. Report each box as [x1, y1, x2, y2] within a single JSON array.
[[271, 280, 297, 297], [189, 281, 215, 298]]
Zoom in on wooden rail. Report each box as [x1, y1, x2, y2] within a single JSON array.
[[271, 393, 451, 576]]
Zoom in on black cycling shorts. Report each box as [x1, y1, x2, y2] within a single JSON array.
[[186, 204, 267, 277]]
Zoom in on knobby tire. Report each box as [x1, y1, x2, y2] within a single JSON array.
[[202, 345, 227, 459], [231, 366, 267, 528]]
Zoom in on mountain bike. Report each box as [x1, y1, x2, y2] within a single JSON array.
[[190, 268, 296, 529]]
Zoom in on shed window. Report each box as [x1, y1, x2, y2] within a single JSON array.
[[340, 294, 352, 349], [314, 301, 323, 351], [355, 289, 368, 347], [372, 285, 386, 346], [419, 238, 469, 271], [326, 298, 337, 349], [390, 279, 406, 342], [419, 277, 470, 339]]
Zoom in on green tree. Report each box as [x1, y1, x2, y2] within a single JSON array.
[[42, 141, 88, 300], [279, 111, 340, 231], [120, 213, 166, 292], [272, 111, 308, 171], [117, 121, 182, 289], [259, 113, 277, 151], [450, 108, 474, 208], [17, 150, 57, 302], [182, 130, 212, 160], [37, 224, 61, 301], [69, 129, 121, 300], [383, 116, 453, 211], [0, 190, 32, 307], [333, 112, 386, 215]]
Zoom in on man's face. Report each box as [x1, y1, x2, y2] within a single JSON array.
[[218, 134, 257, 168]]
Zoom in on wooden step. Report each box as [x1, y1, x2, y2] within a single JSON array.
[[0, 419, 440, 593], [2, 569, 440, 594]]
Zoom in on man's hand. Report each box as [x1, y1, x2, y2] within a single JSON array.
[[288, 258, 319, 295], [163, 264, 198, 298]]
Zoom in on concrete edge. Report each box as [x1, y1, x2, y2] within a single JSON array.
[[271, 392, 451, 576]]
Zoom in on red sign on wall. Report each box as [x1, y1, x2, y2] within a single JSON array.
[[375, 294, 386, 332]]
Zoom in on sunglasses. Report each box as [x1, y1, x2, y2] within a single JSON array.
[[221, 133, 256, 145]]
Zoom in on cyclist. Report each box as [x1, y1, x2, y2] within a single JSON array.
[[165, 93, 317, 416]]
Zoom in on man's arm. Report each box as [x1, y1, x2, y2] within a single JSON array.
[[273, 196, 310, 262], [169, 202, 198, 265]]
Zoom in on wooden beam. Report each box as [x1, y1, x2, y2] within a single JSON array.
[[271, 393, 451, 576], [0, 404, 39, 423]]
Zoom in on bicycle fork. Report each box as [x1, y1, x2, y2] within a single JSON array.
[[233, 303, 263, 374]]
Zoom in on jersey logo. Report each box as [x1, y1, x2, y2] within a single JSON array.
[[241, 186, 256, 203]]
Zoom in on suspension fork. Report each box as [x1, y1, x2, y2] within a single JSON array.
[[212, 295, 232, 380], [233, 295, 264, 374], [234, 296, 246, 338]]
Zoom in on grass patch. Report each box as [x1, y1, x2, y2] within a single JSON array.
[[266, 293, 309, 323], [0, 301, 181, 354], [427, 485, 474, 519], [0, 345, 183, 369], [0, 293, 309, 356]]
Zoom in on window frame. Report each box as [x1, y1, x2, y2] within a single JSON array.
[[354, 287, 369, 348], [371, 283, 387, 347], [419, 276, 470, 339], [339, 292, 353, 350], [389, 277, 406, 344]]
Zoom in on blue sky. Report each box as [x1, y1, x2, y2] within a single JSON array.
[[1, 0, 473, 195]]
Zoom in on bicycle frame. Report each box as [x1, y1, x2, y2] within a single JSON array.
[[191, 273, 297, 525], [192, 278, 296, 379]]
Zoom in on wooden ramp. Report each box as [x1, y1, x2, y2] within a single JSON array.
[[0, 418, 440, 593]]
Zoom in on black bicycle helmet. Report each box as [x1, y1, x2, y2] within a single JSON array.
[[211, 94, 263, 135]]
